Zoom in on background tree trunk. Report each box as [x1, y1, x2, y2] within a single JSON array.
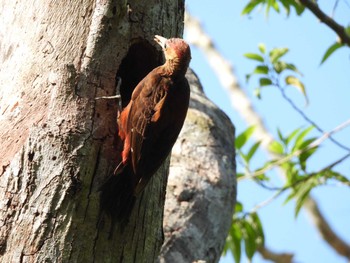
[[0, 1, 236, 262]]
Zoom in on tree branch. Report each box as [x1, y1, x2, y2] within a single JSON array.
[[185, 12, 274, 148], [257, 246, 294, 263], [304, 198, 350, 260], [278, 86, 350, 152], [299, 0, 350, 46]]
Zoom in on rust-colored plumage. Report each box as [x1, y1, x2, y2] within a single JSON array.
[[101, 35, 191, 222]]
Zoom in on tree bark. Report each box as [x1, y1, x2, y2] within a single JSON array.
[[0, 0, 186, 262]]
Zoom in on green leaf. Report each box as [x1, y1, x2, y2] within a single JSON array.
[[254, 87, 262, 99], [292, 126, 314, 152], [320, 42, 343, 64], [285, 76, 308, 105], [243, 221, 257, 260], [237, 172, 245, 179], [326, 170, 350, 184], [231, 224, 242, 263], [286, 127, 301, 146], [251, 213, 265, 247], [277, 128, 285, 144], [291, 0, 305, 15], [269, 140, 284, 154], [236, 126, 256, 149], [346, 25, 350, 37], [281, 161, 300, 185], [256, 173, 269, 182], [285, 63, 303, 75], [281, 0, 305, 15], [284, 188, 297, 205], [274, 61, 302, 75], [222, 238, 230, 256], [246, 74, 251, 83], [247, 141, 262, 161], [280, 0, 291, 16], [241, 0, 264, 15], [238, 150, 249, 164], [259, 77, 272, 87], [265, 0, 280, 16], [265, 1, 271, 16], [273, 61, 287, 74], [297, 137, 317, 170], [298, 137, 317, 149], [244, 53, 264, 62], [235, 202, 244, 213], [294, 179, 316, 217], [299, 146, 317, 171], [258, 43, 266, 54], [269, 47, 289, 63], [253, 65, 269, 74], [270, 0, 280, 12]]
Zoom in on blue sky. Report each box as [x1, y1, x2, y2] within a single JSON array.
[[185, 1, 350, 262]]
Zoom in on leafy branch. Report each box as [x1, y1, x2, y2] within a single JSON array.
[[238, 118, 350, 182], [238, 53, 350, 215], [245, 44, 350, 152], [236, 125, 350, 216], [242, 0, 350, 63], [223, 202, 265, 263], [248, 152, 350, 215]]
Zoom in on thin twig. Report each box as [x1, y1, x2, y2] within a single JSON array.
[[94, 95, 121, 100], [321, 152, 350, 171], [278, 86, 350, 152], [309, 118, 350, 148], [95, 77, 122, 101], [343, 0, 350, 9], [331, 0, 340, 18], [249, 189, 283, 213]]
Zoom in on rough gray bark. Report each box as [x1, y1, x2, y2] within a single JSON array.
[[0, 0, 185, 262], [158, 70, 236, 263]]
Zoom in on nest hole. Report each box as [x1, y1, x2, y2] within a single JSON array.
[[116, 39, 162, 108]]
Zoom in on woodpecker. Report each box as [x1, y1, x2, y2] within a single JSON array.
[[101, 35, 191, 223]]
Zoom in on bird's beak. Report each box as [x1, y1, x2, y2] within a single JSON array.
[[154, 35, 168, 49]]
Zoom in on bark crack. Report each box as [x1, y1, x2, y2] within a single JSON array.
[[84, 143, 101, 221]]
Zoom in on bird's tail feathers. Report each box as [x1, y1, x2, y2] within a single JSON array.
[[99, 164, 136, 228]]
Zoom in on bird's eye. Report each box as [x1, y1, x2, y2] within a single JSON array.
[[164, 42, 168, 49]]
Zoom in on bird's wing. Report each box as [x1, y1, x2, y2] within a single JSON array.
[[131, 77, 190, 195], [127, 73, 166, 174]]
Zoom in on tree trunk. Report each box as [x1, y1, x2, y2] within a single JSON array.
[[0, 0, 185, 262], [0, 1, 236, 263], [158, 70, 236, 263]]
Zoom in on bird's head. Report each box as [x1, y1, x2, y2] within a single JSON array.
[[154, 35, 191, 76]]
